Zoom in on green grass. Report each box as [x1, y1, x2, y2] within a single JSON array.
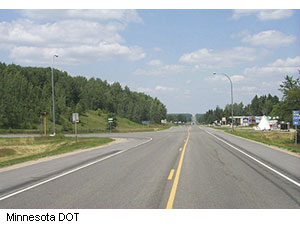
[[223, 128, 300, 154], [76, 110, 171, 133], [0, 110, 171, 134], [0, 136, 113, 168]]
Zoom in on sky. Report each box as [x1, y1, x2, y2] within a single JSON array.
[[0, 9, 299, 115]]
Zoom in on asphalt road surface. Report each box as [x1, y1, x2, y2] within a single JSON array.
[[0, 126, 299, 208]]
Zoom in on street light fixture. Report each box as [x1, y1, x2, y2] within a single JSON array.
[[51, 54, 59, 136], [213, 72, 234, 132]]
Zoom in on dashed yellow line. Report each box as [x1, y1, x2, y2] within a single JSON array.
[[168, 169, 175, 180], [179, 147, 182, 152], [166, 127, 191, 209]]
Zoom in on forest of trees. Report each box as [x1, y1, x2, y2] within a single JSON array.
[[166, 113, 192, 123], [196, 75, 300, 125], [0, 63, 167, 129]]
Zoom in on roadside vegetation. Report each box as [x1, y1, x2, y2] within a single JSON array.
[[0, 63, 167, 132], [197, 74, 300, 154], [0, 109, 171, 134], [196, 75, 300, 125], [167, 113, 193, 123], [0, 136, 113, 168], [227, 128, 300, 154], [206, 125, 300, 154]]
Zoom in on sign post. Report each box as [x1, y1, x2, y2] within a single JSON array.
[[293, 110, 299, 145], [43, 112, 47, 136], [108, 118, 113, 133], [40, 115, 43, 136], [72, 113, 79, 143]]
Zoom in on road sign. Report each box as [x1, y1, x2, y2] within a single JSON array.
[[72, 113, 79, 143], [142, 120, 150, 124], [293, 110, 299, 126], [72, 113, 79, 123], [293, 110, 300, 145], [107, 118, 114, 133]]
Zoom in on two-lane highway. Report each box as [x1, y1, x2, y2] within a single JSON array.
[[0, 126, 299, 208]]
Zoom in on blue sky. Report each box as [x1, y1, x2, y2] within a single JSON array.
[[0, 9, 299, 114]]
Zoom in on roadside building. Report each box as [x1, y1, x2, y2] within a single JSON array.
[[223, 116, 278, 127]]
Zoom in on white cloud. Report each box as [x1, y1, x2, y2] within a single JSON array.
[[21, 10, 142, 23], [133, 64, 187, 76], [0, 10, 145, 64], [244, 56, 300, 78], [268, 56, 300, 67], [136, 87, 152, 93], [194, 65, 200, 70], [183, 95, 191, 99], [235, 86, 257, 95], [153, 47, 162, 52], [155, 85, 178, 92], [239, 86, 257, 92], [261, 81, 282, 88], [232, 10, 293, 21], [179, 47, 266, 69], [211, 84, 256, 95], [257, 10, 294, 21], [10, 43, 145, 65], [183, 89, 191, 95], [231, 75, 246, 82], [147, 59, 162, 66], [136, 85, 178, 93], [242, 30, 295, 48], [205, 74, 245, 83], [231, 10, 261, 20]]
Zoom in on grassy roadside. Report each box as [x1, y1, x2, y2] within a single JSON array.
[[220, 128, 300, 154], [0, 110, 172, 134], [0, 136, 113, 168]]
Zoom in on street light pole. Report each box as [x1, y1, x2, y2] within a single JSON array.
[[213, 72, 234, 132], [51, 54, 58, 136]]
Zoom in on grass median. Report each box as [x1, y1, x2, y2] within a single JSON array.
[[0, 136, 113, 168]]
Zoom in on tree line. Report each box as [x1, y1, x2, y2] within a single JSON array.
[[196, 75, 300, 125], [0, 63, 167, 129], [167, 113, 192, 123]]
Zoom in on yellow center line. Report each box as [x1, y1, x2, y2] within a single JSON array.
[[168, 169, 175, 180], [166, 127, 191, 209]]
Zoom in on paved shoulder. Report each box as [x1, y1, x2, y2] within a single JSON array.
[[201, 126, 300, 181]]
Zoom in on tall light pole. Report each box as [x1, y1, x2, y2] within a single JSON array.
[[213, 72, 234, 132], [51, 54, 58, 136]]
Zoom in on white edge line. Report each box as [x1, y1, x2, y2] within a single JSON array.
[[200, 127, 300, 188], [0, 137, 152, 201]]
